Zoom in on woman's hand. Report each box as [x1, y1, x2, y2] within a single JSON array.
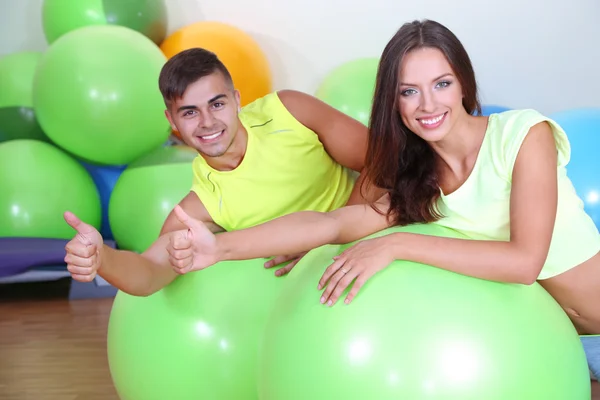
[[317, 235, 396, 306], [167, 205, 220, 274]]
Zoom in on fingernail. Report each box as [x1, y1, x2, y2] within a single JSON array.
[[317, 284, 322, 290], [327, 300, 332, 306], [344, 299, 350, 304], [320, 296, 325, 304]]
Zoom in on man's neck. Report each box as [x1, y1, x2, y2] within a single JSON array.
[[205, 125, 248, 171]]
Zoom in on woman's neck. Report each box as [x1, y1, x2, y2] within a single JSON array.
[[431, 113, 490, 189]]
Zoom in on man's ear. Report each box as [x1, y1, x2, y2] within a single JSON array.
[[164, 109, 178, 131], [234, 90, 241, 112]]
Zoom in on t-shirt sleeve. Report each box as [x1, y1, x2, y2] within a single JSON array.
[[496, 109, 571, 180]]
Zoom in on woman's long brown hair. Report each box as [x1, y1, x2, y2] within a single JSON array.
[[362, 19, 482, 225]]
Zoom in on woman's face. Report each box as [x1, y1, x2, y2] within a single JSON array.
[[397, 47, 467, 143]]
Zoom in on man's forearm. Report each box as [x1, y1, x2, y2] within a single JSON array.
[[98, 243, 177, 297]]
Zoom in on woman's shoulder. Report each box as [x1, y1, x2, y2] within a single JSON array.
[[485, 108, 571, 169], [488, 108, 548, 128]]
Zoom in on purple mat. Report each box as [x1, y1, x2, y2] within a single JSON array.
[[0, 237, 116, 278]]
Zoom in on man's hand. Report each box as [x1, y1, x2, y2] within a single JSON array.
[[264, 252, 308, 276], [166, 205, 220, 274], [63, 211, 104, 283]]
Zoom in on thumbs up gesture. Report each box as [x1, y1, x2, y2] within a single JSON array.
[[167, 205, 219, 274], [63, 211, 104, 282]]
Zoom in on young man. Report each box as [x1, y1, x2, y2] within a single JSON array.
[[62, 48, 379, 296]]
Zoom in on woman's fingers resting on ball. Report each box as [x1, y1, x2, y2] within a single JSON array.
[[318, 238, 396, 306], [319, 258, 372, 306]]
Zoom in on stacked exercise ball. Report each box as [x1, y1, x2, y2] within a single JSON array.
[[42, 0, 167, 45], [0, 140, 101, 239], [33, 24, 171, 166], [0, 52, 48, 143], [315, 57, 379, 126], [160, 21, 272, 107], [108, 145, 198, 253]]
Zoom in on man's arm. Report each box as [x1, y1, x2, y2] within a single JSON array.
[[159, 191, 223, 236], [277, 90, 385, 206], [277, 90, 368, 172], [261, 90, 382, 272], [65, 192, 222, 297]]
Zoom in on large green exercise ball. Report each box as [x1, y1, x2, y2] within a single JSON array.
[[315, 57, 379, 126], [258, 223, 590, 399], [42, 0, 167, 45], [0, 140, 101, 238], [107, 257, 285, 399], [0, 52, 49, 143], [108, 144, 198, 252], [32, 25, 170, 166]]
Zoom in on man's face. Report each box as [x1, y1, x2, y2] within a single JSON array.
[[165, 72, 241, 158]]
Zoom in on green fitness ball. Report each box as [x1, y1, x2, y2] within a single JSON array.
[[0, 51, 42, 108], [0, 140, 101, 239], [0, 106, 49, 144], [315, 57, 379, 126], [0, 52, 49, 143], [258, 223, 590, 399], [107, 257, 285, 400], [42, 0, 167, 45], [32, 25, 170, 166], [108, 145, 198, 253]]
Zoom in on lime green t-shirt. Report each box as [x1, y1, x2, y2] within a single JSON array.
[[190, 91, 356, 232], [433, 109, 600, 280]]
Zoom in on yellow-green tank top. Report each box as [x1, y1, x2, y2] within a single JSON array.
[[190, 92, 356, 231]]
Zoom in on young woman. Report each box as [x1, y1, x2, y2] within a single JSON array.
[[166, 19, 600, 379]]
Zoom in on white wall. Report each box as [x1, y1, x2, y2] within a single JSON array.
[[1, 0, 598, 115]]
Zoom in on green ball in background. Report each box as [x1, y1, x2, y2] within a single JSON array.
[[0, 140, 101, 239], [32, 25, 170, 166], [0, 51, 49, 143], [0, 51, 42, 108], [108, 145, 198, 253], [258, 223, 590, 399], [315, 57, 379, 126], [42, 0, 168, 45], [107, 257, 284, 400]]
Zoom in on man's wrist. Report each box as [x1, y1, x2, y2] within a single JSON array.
[[214, 235, 229, 262], [97, 243, 112, 273]]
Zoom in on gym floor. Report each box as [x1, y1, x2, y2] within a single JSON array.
[[0, 283, 118, 399], [1, 279, 598, 399]]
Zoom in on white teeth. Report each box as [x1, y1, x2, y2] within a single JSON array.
[[420, 114, 444, 125], [202, 130, 222, 140]]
